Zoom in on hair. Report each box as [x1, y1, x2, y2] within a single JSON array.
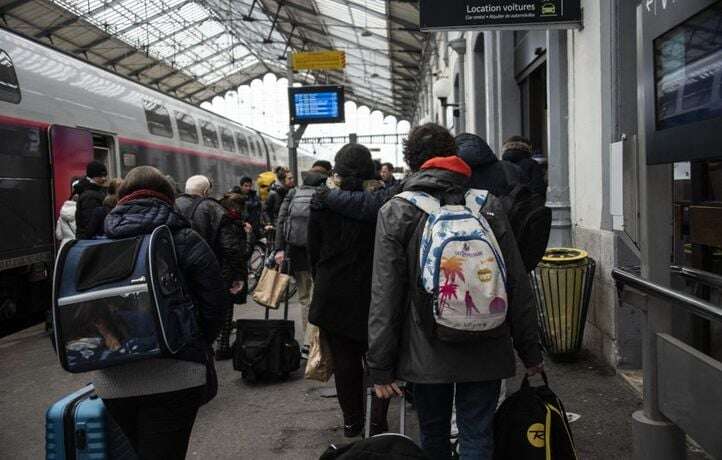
[[185, 175, 212, 196], [274, 166, 288, 182], [103, 178, 123, 208], [219, 192, 246, 213], [381, 162, 394, 171], [117, 166, 175, 202], [312, 160, 332, 173], [334, 143, 375, 191], [403, 123, 457, 172], [240, 176, 253, 186]]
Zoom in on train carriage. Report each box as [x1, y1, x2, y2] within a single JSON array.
[[0, 27, 314, 323]]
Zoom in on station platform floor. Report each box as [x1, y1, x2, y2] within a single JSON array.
[[0, 299, 669, 459]]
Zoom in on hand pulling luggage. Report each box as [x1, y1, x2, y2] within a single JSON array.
[[321, 385, 429, 460], [52, 226, 199, 373], [233, 260, 300, 384], [493, 372, 578, 460], [46, 385, 137, 460]]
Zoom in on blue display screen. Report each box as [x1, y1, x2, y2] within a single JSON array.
[[293, 91, 339, 120]]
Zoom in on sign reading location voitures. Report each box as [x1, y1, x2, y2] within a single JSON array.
[[420, 0, 582, 31]]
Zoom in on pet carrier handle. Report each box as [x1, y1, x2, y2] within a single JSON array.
[[521, 370, 549, 389]]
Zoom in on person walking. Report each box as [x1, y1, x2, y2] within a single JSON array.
[[55, 180, 81, 246], [215, 192, 252, 360], [75, 161, 108, 239], [501, 136, 547, 198], [308, 144, 390, 438], [85, 178, 123, 238], [368, 124, 543, 460], [98, 166, 226, 460], [274, 165, 329, 357]]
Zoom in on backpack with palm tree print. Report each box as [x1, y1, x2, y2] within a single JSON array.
[[398, 189, 508, 342]]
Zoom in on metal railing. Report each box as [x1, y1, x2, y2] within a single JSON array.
[[612, 267, 722, 459]]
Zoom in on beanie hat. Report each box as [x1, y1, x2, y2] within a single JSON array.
[[333, 144, 375, 181], [86, 161, 108, 178], [502, 138, 532, 154]]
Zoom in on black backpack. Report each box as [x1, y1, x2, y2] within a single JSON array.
[[320, 434, 430, 460], [232, 318, 300, 384], [494, 373, 577, 460], [283, 186, 316, 247], [500, 163, 552, 272]]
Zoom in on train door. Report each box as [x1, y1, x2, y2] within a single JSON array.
[[49, 125, 93, 219]]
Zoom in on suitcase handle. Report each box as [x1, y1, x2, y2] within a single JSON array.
[[364, 383, 406, 438], [521, 370, 549, 389]]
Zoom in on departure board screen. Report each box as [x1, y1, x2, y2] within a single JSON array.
[[289, 86, 345, 124], [655, 3, 722, 130]]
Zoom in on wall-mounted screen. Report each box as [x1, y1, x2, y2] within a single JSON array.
[[655, 3, 722, 130], [288, 86, 345, 125]]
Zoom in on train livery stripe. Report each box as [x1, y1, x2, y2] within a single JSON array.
[[118, 137, 267, 167]]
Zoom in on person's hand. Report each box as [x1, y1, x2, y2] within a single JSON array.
[[243, 222, 253, 234], [374, 383, 403, 399], [274, 250, 285, 267], [229, 280, 244, 294], [264, 225, 274, 232], [526, 363, 544, 377]]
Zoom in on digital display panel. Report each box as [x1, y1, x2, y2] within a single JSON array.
[[655, 3, 722, 130], [289, 86, 345, 124]]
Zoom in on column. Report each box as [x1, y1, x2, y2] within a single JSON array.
[[449, 37, 467, 134]]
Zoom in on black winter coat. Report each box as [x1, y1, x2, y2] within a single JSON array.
[[367, 167, 543, 385], [456, 133, 523, 197], [311, 181, 401, 223], [264, 182, 289, 225], [502, 149, 547, 198], [241, 189, 263, 237], [218, 214, 250, 303], [175, 194, 226, 254], [75, 179, 106, 239], [308, 201, 376, 344], [104, 197, 227, 364]]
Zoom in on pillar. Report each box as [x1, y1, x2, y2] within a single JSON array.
[[449, 37, 467, 134]]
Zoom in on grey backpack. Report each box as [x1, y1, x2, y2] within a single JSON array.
[[284, 187, 316, 247]]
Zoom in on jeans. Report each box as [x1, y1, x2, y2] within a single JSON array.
[[103, 385, 204, 460], [295, 270, 313, 344], [414, 380, 501, 460]]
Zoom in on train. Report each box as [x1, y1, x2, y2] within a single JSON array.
[[0, 27, 316, 324]]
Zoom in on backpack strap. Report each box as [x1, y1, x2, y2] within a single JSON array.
[[396, 191, 441, 215], [464, 189, 489, 215]]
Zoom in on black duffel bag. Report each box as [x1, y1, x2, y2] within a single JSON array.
[[232, 319, 301, 384]]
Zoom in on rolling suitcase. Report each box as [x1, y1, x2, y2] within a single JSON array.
[[46, 385, 137, 460], [233, 259, 301, 384], [321, 385, 428, 459]]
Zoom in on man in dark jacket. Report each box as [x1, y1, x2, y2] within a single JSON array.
[[275, 166, 329, 355], [380, 162, 400, 188], [237, 176, 263, 239], [502, 136, 547, 198], [456, 133, 523, 197], [75, 160, 108, 239], [369, 123, 543, 460], [176, 175, 226, 251], [264, 167, 294, 226]]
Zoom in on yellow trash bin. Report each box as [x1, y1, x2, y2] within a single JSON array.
[[530, 248, 596, 360]]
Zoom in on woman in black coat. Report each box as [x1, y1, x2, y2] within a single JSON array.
[[308, 144, 389, 438]]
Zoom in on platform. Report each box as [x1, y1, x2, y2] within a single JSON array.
[[1, 299, 653, 459]]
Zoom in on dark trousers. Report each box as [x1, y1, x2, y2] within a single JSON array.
[[414, 380, 501, 460], [103, 385, 205, 460], [217, 300, 235, 352], [326, 332, 389, 429]]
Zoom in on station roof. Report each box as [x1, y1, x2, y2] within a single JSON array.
[[0, 0, 426, 119]]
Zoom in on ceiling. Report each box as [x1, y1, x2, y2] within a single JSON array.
[[0, 0, 427, 119]]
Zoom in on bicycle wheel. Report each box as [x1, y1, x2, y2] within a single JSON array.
[[247, 241, 267, 292]]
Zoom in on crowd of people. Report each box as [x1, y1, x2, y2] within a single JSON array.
[[56, 126, 546, 460]]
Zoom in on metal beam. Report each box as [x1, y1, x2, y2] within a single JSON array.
[[150, 49, 253, 85], [0, 0, 30, 15], [130, 30, 230, 77]]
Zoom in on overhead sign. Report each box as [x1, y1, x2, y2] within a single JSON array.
[[291, 51, 346, 71], [420, 0, 582, 31]]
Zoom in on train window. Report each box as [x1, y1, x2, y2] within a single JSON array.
[[175, 112, 198, 144], [235, 132, 249, 155], [143, 100, 173, 138], [255, 138, 265, 158], [220, 127, 236, 153], [200, 121, 219, 148], [0, 50, 20, 104]]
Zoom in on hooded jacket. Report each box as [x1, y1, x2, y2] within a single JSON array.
[[95, 196, 226, 399], [456, 133, 523, 197], [75, 178, 106, 239], [175, 194, 226, 255], [275, 170, 328, 273], [367, 158, 542, 385], [55, 200, 77, 244], [502, 148, 546, 197]]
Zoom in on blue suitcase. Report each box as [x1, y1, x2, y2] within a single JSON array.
[[46, 385, 137, 460]]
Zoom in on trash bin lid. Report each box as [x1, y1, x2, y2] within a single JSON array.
[[542, 248, 589, 264]]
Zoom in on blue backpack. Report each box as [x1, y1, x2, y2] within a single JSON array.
[[52, 226, 199, 373], [398, 189, 508, 342]]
